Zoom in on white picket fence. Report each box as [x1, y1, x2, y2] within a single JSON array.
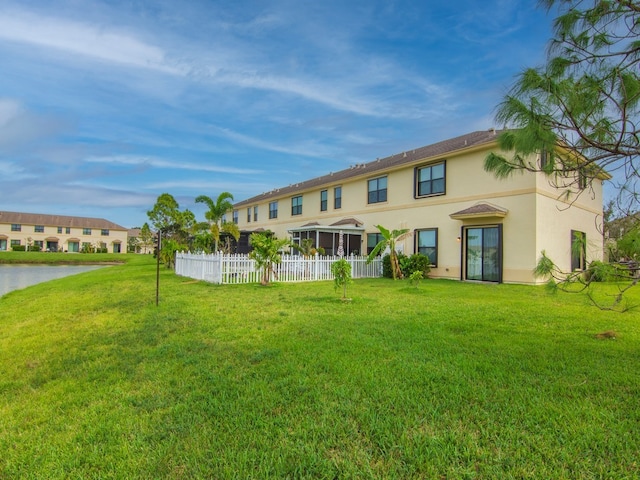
[[175, 252, 383, 285]]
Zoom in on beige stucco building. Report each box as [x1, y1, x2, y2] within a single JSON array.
[[0, 211, 128, 253], [232, 130, 605, 284]]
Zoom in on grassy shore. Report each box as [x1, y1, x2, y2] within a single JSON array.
[[1, 257, 639, 478], [0, 251, 145, 265]]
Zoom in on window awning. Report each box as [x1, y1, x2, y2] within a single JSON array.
[[45, 237, 60, 242], [66, 238, 81, 242], [450, 203, 508, 220], [0, 234, 7, 240]]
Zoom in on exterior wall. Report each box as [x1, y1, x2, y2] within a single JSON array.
[[535, 187, 604, 274], [234, 139, 604, 284], [0, 218, 128, 253]]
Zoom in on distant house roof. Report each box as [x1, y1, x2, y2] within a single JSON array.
[[0, 211, 127, 231], [234, 129, 504, 208]]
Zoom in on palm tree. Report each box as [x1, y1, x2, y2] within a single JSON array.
[[195, 192, 238, 252], [366, 224, 411, 280], [249, 232, 290, 285]]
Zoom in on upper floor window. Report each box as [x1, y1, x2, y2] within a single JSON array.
[[269, 201, 278, 219], [247, 207, 252, 223], [57, 227, 63, 234], [334, 186, 342, 209], [34, 225, 44, 233], [11, 224, 21, 232], [415, 162, 445, 198], [416, 228, 438, 266], [254, 206, 258, 222], [232, 210, 238, 224], [368, 176, 387, 204], [101, 229, 109, 236], [83, 228, 92, 235], [320, 190, 328, 212], [291, 195, 303, 216]]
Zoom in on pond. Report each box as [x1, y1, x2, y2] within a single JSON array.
[[0, 264, 107, 297]]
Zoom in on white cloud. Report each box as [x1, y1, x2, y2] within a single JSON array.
[[85, 155, 263, 175], [210, 126, 341, 159], [0, 8, 183, 74], [0, 97, 63, 150]]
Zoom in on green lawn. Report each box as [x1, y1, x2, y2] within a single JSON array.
[[1, 256, 639, 479]]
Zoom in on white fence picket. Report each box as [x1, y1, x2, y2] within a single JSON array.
[[175, 252, 382, 285]]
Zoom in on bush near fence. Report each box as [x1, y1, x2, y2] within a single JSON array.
[[175, 252, 383, 285]]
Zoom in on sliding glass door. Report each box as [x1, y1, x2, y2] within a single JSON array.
[[465, 226, 501, 282]]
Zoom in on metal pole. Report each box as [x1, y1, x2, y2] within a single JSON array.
[[156, 229, 161, 306]]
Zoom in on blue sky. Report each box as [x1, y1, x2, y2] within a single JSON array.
[[0, 0, 555, 228]]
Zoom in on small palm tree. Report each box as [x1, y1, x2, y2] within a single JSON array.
[[196, 192, 238, 251], [249, 232, 290, 285], [366, 224, 410, 280]]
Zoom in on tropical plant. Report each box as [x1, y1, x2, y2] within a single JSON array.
[[409, 270, 424, 288], [367, 225, 410, 280], [196, 192, 239, 252], [331, 258, 353, 300], [248, 232, 290, 286], [159, 238, 185, 269], [292, 238, 315, 257]]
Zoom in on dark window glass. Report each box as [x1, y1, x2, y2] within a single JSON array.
[[368, 177, 387, 204], [416, 162, 445, 197], [269, 201, 278, 219], [320, 190, 328, 211], [291, 196, 303, 216], [416, 229, 438, 266]]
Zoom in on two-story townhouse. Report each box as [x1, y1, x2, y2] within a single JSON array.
[[232, 129, 605, 284], [0, 211, 128, 253]]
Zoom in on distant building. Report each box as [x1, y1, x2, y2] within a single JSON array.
[[127, 228, 155, 254], [0, 211, 128, 253], [232, 129, 606, 284]]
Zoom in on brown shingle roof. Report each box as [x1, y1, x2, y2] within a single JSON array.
[[0, 211, 127, 231], [450, 203, 508, 219], [234, 129, 503, 207]]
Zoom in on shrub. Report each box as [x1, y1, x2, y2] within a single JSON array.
[[405, 253, 431, 278], [382, 253, 431, 279], [12, 245, 26, 251], [585, 260, 633, 282]]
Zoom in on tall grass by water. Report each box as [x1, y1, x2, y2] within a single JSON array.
[[1, 255, 638, 478]]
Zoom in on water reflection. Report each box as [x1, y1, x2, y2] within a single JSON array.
[[0, 264, 106, 297]]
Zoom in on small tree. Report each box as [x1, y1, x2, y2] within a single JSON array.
[[331, 258, 352, 300], [367, 225, 410, 280], [409, 270, 424, 288], [249, 232, 290, 286], [139, 223, 154, 253]]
